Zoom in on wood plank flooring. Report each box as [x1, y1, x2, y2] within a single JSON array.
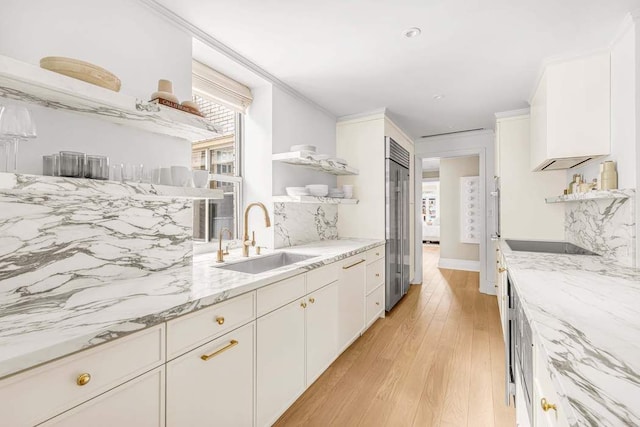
[[274, 245, 515, 427]]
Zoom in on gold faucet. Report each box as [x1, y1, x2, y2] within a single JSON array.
[[243, 202, 271, 257], [216, 228, 233, 263]]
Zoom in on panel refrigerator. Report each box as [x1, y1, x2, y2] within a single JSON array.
[[385, 137, 411, 311]]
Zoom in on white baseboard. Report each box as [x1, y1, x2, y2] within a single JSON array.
[[438, 258, 481, 272]]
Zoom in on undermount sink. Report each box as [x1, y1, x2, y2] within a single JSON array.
[[218, 252, 318, 274], [505, 239, 598, 256]]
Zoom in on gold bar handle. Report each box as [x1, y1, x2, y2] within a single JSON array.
[[342, 259, 365, 270], [498, 267, 507, 273], [201, 340, 238, 361]]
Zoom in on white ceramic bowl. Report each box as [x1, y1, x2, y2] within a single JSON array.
[[291, 144, 316, 153], [305, 184, 329, 197], [286, 187, 310, 196], [192, 170, 209, 188], [171, 166, 191, 187]]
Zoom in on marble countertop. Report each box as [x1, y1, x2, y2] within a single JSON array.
[[0, 238, 385, 380], [499, 240, 640, 427]]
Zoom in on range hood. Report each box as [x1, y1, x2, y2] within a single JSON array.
[[534, 156, 598, 171]]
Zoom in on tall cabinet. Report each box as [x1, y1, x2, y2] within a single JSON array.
[[494, 112, 566, 241]]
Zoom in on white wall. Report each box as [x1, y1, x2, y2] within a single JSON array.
[[271, 86, 336, 196], [0, 0, 194, 173], [415, 130, 495, 295], [243, 84, 274, 248], [439, 156, 480, 262], [571, 20, 637, 189]]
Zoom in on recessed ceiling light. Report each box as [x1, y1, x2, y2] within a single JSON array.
[[433, 94, 445, 100], [403, 27, 422, 38]]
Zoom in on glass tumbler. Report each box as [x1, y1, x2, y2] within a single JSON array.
[[85, 155, 110, 180], [59, 151, 85, 178], [42, 154, 60, 176]]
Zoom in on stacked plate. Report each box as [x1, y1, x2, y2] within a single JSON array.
[[286, 187, 310, 196], [290, 145, 316, 153], [329, 187, 345, 198], [305, 184, 329, 197]]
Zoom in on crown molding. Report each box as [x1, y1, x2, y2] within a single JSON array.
[[418, 128, 494, 142], [137, 0, 336, 119], [495, 108, 530, 120], [337, 108, 387, 124]]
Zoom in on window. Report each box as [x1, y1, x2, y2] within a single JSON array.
[[190, 60, 253, 244], [192, 95, 243, 242]]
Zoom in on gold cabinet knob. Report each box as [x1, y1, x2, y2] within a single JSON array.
[[309, 298, 315, 304], [540, 398, 557, 412], [76, 373, 91, 386], [300, 301, 307, 308], [375, 252, 380, 256], [375, 302, 380, 306], [375, 273, 380, 277], [215, 317, 225, 325], [498, 267, 506, 273]]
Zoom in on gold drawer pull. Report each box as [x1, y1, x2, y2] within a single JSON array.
[[375, 273, 380, 277], [343, 259, 365, 270], [215, 316, 225, 325], [498, 267, 506, 273], [375, 252, 380, 256], [540, 398, 557, 412], [309, 298, 315, 304], [76, 373, 91, 386], [301, 301, 307, 308], [201, 340, 238, 361], [375, 302, 380, 306]]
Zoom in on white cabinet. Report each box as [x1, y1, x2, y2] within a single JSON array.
[[257, 297, 306, 427], [41, 367, 165, 427], [166, 322, 255, 427], [495, 247, 508, 342], [533, 337, 570, 427], [530, 51, 610, 171], [306, 281, 339, 385], [0, 324, 165, 427], [337, 255, 366, 352], [495, 114, 565, 241]]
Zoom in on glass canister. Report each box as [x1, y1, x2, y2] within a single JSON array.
[[59, 151, 85, 178], [85, 155, 110, 180], [42, 154, 59, 176]]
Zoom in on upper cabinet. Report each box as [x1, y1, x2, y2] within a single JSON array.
[[530, 51, 611, 171]]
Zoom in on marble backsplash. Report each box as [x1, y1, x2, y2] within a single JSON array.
[[565, 189, 636, 267], [274, 202, 339, 248], [0, 173, 193, 303]]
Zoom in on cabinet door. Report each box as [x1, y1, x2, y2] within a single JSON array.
[[306, 281, 339, 385], [338, 256, 366, 353], [257, 298, 306, 427], [42, 367, 164, 427], [166, 322, 254, 427]]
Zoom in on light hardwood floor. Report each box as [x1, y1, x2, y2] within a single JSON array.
[[275, 245, 515, 427]]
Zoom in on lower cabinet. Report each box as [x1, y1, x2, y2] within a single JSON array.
[[257, 297, 306, 427], [166, 322, 255, 427], [42, 367, 165, 427], [306, 280, 339, 385], [338, 255, 366, 352]]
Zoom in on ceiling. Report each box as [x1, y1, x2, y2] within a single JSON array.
[[422, 158, 440, 172], [155, 0, 640, 138]]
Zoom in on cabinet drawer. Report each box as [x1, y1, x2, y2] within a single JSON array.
[[41, 367, 165, 427], [167, 292, 255, 359], [307, 262, 339, 293], [257, 274, 306, 317], [534, 344, 569, 427], [365, 284, 385, 329], [366, 246, 384, 264], [167, 322, 255, 427], [366, 258, 385, 294], [0, 324, 165, 427]]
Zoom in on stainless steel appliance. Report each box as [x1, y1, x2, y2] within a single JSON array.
[[506, 239, 598, 255], [505, 274, 533, 421], [385, 137, 410, 311]]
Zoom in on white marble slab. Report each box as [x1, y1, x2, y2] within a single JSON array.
[[564, 189, 636, 267], [0, 238, 385, 379], [500, 241, 640, 426], [274, 202, 339, 248]]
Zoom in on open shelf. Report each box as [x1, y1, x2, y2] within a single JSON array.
[[545, 189, 633, 203], [0, 173, 224, 200], [0, 54, 222, 142], [273, 195, 359, 204], [272, 151, 359, 176]]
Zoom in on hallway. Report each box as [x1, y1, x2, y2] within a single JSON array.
[[275, 245, 515, 427]]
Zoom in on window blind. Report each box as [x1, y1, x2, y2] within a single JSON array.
[[192, 60, 253, 114]]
